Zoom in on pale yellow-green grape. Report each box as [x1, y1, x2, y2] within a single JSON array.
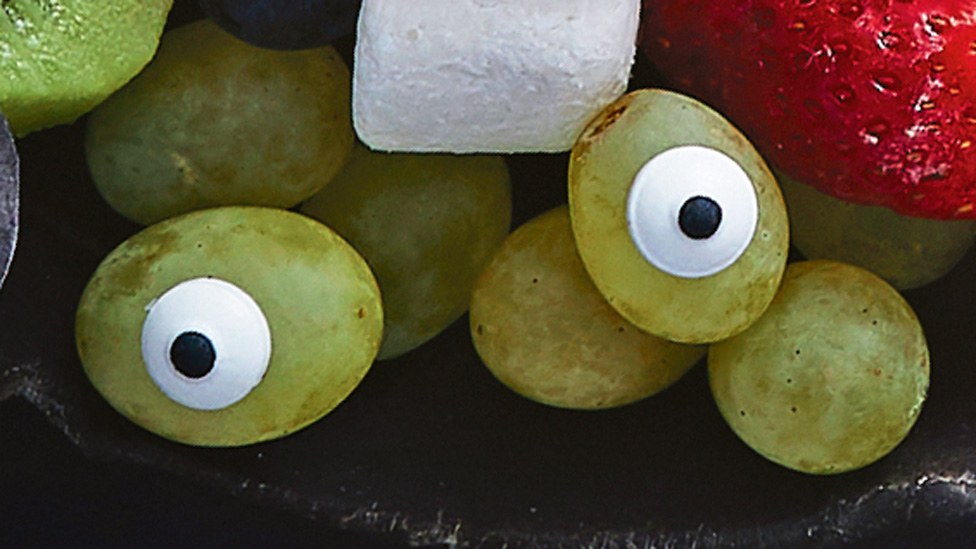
[[301, 144, 511, 360], [778, 170, 975, 290], [469, 206, 706, 410], [709, 260, 929, 474], [85, 19, 354, 225], [75, 207, 383, 447], [0, 0, 173, 136], [569, 89, 789, 344]]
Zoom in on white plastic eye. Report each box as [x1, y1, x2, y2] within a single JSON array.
[[626, 145, 759, 279], [141, 277, 272, 411]]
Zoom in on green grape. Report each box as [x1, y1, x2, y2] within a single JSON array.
[[0, 0, 173, 136], [85, 19, 354, 225], [301, 144, 511, 360], [75, 207, 383, 447], [709, 260, 929, 474], [778, 170, 975, 290], [568, 89, 789, 344], [469, 206, 706, 410]]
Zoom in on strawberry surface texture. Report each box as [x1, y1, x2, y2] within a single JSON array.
[[640, 0, 976, 219]]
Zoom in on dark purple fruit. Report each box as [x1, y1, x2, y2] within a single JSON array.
[[198, 0, 361, 50]]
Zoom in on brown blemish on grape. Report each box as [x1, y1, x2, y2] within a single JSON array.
[[103, 228, 180, 298], [589, 105, 628, 138], [358, 307, 367, 318], [574, 94, 635, 159]]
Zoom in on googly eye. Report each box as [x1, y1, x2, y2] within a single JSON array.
[[141, 277, 272, 411], [626, 145, 759, 279]]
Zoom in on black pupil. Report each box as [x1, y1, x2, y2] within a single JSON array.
[[678, 196, 722, 240], [170, 331, 216, 379]]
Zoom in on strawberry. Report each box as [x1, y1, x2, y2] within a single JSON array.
[[639, 0, 976, 219]]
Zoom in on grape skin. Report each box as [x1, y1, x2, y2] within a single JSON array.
[[708, 260, 929, 474], [301, 144, 512, 360], [76, 207, 383, 447], [569, 89, 789, 344], [470, 206, 705, 410], [85, 19, 354, 225], [778, 170, 975, 290]]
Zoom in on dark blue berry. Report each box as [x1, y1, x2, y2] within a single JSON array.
[[198, 0, 362, 50]]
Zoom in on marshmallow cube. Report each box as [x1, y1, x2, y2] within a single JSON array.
[[352, 0, 641, 153]]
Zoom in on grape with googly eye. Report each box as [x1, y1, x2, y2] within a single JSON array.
[[568, 89, 789, 344], [75, 207, 383, 446]]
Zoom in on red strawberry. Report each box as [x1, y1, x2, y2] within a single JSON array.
[[639, 0, 976, 219]]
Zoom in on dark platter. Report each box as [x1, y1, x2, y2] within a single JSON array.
[[2, 1, 976, 547]]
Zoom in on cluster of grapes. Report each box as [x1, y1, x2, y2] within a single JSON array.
[[74, 18, 513, 447], [0, 1, 963, 478], [476, 88, 930, 476]]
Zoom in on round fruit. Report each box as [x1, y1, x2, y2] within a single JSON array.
[[470, 206, 705, 410], [199, 0, 362, 50], [301, 144, 511, 359], [85, 19, 354, 225], [0, 0, 172, 136], [778, 170, 975, 290], [709, 260, 929, 474], [569, 88, 789, 344], [75, 207, 383, 446]]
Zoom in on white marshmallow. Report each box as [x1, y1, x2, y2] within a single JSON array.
[[352, 0, 640, 153]]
